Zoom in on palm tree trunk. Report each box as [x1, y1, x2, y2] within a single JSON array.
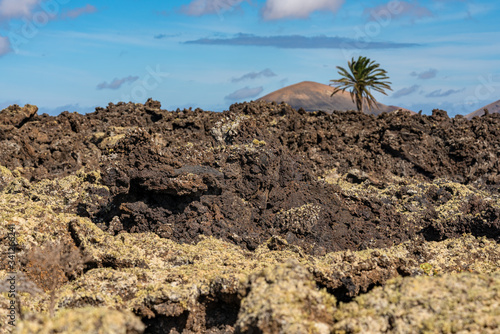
[[356, 95, 363, 113]]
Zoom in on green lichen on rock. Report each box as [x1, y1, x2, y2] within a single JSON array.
[[0, 166, 13, 179], [0, 164, 499, 333], [6, 213, 498, 333], [332, 271, 500, 333], [88, 126, 138, 150], [1, 199, 499, 333], [236, 259, 335, 334], [211, 114, 249, 144], [277, 203, 321, 234], [311, 233, 500, 299], [323, 171, 500, 237], [0, 167, 108, 260], [14, 307, 145, 334], [252, 138, 267, 146], [0, 165, 14, 192], [0, 166, 108, 219]]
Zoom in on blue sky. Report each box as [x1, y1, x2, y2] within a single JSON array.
[[0, 0, 499, 116]]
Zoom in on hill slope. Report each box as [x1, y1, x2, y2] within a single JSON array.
[[466, 99, 500, 118], [257, 81, 409, 115]]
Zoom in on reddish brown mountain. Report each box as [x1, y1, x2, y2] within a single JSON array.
[[257, 81, 410, 115], [466, 99, 500, 119]]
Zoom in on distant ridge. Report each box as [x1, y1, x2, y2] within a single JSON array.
[[257, 81, 412, 115], [466, 99, 500, 119]]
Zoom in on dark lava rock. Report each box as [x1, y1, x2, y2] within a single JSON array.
[[0, 100, 499, 254], [0, 104, 38, 129]]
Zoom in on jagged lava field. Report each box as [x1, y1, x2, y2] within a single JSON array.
[[0, 100, 499, 333]]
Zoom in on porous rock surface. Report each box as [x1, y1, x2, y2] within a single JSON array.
[[332, 272, 500, 333], [1, 100, 499, 254], [0, 100, 499, 333]]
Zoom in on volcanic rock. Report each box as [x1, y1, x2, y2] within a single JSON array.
[[0, 104, 38, 130], [0, 99, 499, 333]]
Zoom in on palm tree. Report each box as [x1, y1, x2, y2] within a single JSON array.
[[330, 56, 392, 113]]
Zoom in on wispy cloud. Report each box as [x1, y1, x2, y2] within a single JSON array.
[[96, 76, 139, 90], [232, 69, 276, 83], [364, 1, 433, 22], [393, 85, 420, 98], [0, 35, 11, 56], [0, 0, 40, 20], [279, 78, 289, 87], [185, 33, 418, 49], [411, 69, 438, 79], [154, 33, 180, 39], [432, 0, 467, 4], [225, 86, 263, 101], [51, 30, 161, 48], [181, 0, 247, 16], [262, 0, 345, 20], [62, 4, 97, 19], [425, 88, 464, 98], [181, 0, 346, 20]]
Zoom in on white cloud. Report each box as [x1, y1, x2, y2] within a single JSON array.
[[262, 0, 345, 20], [411, 69, 438, 80], [0, 0, 40, 19], [97, 76, 139, 90], [182, 0, 247, 16], [63, 4, 97, 19], [225, 86, 263, 101], [365, 1, 433, 22], [0, 35, 11, 56], [392, 85, 420, 98], [425, 88, 465, 98], [232, 69, 277, 83]]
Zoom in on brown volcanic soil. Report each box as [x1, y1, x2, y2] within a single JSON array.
[[0, 100, 499, 256], [257, 81, 410, 115]]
